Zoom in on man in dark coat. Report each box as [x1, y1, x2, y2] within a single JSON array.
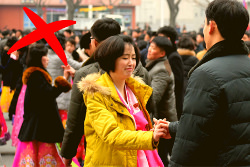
[[170, 0, 250, 166], [157, 26, 184, 120]]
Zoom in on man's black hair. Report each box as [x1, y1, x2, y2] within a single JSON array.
[[157, 26, 178, 50], [90, 18, 121, 42], [64, 29, 72, 34], [206, 0, 249, 40], [80, 32, 91, 49], [152, 36, 173, 56]]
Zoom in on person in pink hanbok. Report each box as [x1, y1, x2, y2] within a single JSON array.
[[12, 43, 72, 167], [78, 35, 170, 167], [11, 84, 26, 147]]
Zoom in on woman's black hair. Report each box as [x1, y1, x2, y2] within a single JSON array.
[[94, 35, 140, 72], [26, 43, 48, 68]]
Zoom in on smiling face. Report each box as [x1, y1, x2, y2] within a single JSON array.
[[147, 42, 165, 60], [41, 55, 49, 68], [112, 43, 136, 80]]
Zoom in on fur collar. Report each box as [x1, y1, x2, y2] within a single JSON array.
[[177, 48, 196, 56], [77, 73, 145, 96], [22, 67, 52, 85], [78, 73, 111, 96]]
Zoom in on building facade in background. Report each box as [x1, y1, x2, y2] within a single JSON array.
[[0, 0, 141, 31]]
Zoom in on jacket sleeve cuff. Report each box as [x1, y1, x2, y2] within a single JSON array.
[[152, 135, 159, 149], [169, 121, 179, 137], [54, 76, 72, 92]]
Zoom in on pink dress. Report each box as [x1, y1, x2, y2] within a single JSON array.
[[0, 107, 10, 145], [11, 84, 26, 147], [116, 85, 164, 167]]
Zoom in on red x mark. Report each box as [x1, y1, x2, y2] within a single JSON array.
[[7, 7, 76, 65]]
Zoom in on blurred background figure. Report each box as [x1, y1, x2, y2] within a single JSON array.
[[177, 35, 199, 95]]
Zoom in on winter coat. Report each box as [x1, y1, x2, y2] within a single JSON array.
[[47, 49, 83, 110], [177, 49, 199, 95], [146, 56, 177, 121], [170, 40, 250, 166], [78, 72, 156, 167], [61, 56, 152, 159], [18, 67, 71, 143], [167, 51, 184, 120], [0, 52, 23, 90]]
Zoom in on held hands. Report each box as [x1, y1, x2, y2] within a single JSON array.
[[62, 65, 75, 80], [152, 118, 171, 142]]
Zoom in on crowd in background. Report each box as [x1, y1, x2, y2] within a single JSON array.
[[0, 0, 250, 166]]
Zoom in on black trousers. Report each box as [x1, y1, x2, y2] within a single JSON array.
[[158, 137, 175, 167]]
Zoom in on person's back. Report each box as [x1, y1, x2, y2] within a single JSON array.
[[177, 36, 199, 95], [170, 0, 250, 166]]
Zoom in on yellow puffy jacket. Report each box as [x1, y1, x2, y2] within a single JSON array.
[[78, 72, 156, 167]]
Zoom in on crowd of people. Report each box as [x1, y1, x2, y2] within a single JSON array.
[[0, 0, 250, 166]]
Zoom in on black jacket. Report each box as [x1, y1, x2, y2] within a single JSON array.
[[167, 51, 184, 120], [0, 57, 23, 90], [170, 40, 250, 166], [18, 67, 71, 143]]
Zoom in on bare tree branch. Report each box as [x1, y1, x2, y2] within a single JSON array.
[[34, 0, 46, 17], [166, 0, 182, 27]]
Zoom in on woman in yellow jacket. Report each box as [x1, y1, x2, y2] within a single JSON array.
[[77, 35, 169, 167]]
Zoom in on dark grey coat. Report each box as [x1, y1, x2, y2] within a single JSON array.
[[146, 56, 177, 121]]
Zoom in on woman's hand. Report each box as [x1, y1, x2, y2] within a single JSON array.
[[153, 122, 169, 142], [152, 118, 171, 140]]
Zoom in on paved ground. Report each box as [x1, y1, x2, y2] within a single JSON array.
[[0, 112, 15, 167]]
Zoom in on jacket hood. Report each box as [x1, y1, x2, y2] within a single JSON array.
[[22, 67, 52, 85], [77, 72, 151, 107], [77, 72, 146, 96], [177, 48, 196, 56], [77, 72, 111, 96]]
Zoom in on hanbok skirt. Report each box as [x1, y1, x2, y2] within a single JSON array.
[[0, 108, 10, 145], [0, 86, 15, 113], [13, 141, 65, 167], [11, 85, 26, 147]]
